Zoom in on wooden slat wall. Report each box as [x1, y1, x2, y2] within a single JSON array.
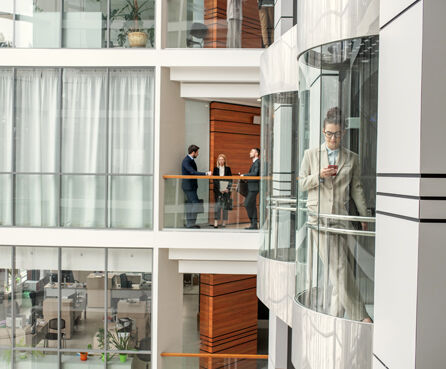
[[209, 102, 261, 225], [204, 0, 262, 48], [200, 274, 258, 369]]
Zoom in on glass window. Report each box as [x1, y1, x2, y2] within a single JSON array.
[[0, 1, 13, 47], [15, 69, 60, 173], [0, 68, 13, 172], [167, 0, 272, 48], [15, 0, 61, 48], [296, 37, 378, 322], [0, 247, 12, 349], [0, 246, 152, 367], [107, 248, 152, 362], [61, 175, 106, 228], [260, 92, 298, 261], [110, 0, 155, 48], [15, 174, 59, 227], [62, 69, 107, 174], [109, 69, 154, 174], [61, 248, 105, 351], [62, 0, 107, 48], [14, 247, 57, 349], [0, 68, 155, 229], [109, 176, 152, 228]]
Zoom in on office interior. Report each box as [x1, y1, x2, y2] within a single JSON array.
[[0, 247, 152, 367]]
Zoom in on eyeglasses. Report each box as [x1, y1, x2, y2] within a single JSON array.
[[324, 131, 342, 138]]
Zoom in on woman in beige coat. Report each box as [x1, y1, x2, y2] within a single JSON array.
[[299, 108, 372, 323]]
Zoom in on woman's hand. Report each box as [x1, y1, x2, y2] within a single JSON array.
[[320, 167, 336, 178]]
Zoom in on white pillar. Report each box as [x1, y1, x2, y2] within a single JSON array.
[[268, 311, 288, 369], [156, 248, 183, 369], [374, 1, 446, 368]]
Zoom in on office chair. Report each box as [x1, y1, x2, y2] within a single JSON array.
[[186, 22, 208, 48], [136, 337, 151, 369], [44, 318, 66, 348], [119, 274, 132, 288]]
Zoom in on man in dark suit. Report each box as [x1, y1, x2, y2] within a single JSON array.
[[181, 144, 211, 228], [241, 148, 260, 229]]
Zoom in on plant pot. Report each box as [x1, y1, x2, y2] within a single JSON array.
[[119, 354, 128, 363], [101, 353, 111, 362], [80, 353, 88, 361], [128, 32, 148, 47]]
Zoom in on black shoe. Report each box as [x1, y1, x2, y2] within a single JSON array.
[[245, 225, 258, 230], [186, 224, 200, 229]]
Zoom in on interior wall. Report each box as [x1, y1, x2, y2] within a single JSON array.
[[159, 67, 186, 229], [209, 101, 261, 225], [204, 0, 262, 48], [200, 274, 258, 362]]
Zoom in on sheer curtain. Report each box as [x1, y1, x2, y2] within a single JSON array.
[[0, 69, 13, 226], [15, 69, 60, 226], [62, 69, 107, 227], [109, 69, 154, 228]]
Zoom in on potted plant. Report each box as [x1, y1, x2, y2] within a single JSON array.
[[110, 0, 154, 47], [96, 329, 113, 362], [109, 329, 131, 363], [79, 344, 92, 361]]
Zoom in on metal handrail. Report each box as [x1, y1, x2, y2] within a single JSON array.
[[268, 197, 297, 204], [300, 208, 376, 223], [306, 223, 375, 237], [163, 175, 263, 180], [161, 352, 268, 359]]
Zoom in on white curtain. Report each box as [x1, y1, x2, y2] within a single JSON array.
[[108, 69, 154, 228], [0, 69, 13, 226], [62, 69, 107, 227], [15, 69, 60, 226]]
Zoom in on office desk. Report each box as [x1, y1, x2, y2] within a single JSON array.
[[44, 283, 86, 300], [111, 284, 151, 301]]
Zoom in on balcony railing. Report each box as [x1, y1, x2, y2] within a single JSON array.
[[163, 175, 261, 230], [161, 352, 268, 369]]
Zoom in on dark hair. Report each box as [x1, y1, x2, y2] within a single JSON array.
[[324, 107, 344, 128], [188, 144, 200, 154], [253, 148, 260, 156]]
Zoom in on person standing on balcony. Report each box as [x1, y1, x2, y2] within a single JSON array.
[[241, 148, 260, 229], [257, 0, 274, 47], [182, 145, 211, 229], [298, 107, 372, 323], [212, 154, 233, 228], [227, 0, 243, 48]]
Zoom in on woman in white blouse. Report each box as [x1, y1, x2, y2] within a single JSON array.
[[212, 154, 233, 228]]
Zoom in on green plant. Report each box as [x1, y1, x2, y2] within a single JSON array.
[[109, 329, 131, 351], [110, 0, 155, 47]]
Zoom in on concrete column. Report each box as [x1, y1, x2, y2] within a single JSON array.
[[268, 311, 288, 369], [374, 1, 446, 368], [157, 248, 183, 369]]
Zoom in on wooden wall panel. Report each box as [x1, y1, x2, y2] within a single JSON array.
[[200, 274, 258, 369], [209, 102, 260, 226], [204, 0, 262, 48]]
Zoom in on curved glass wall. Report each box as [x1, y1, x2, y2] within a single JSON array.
[[260, 91, 298, 261], [296, 36, 378, 322]]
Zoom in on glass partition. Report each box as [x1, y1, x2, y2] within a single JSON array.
[[0, 246, 152, 368], [296, 36, 378, 322], [0, 67, 154, 229], [260, 92, 299, 261], [9, 0, 155, 48], [0, 1, 13, 47], [163, 176, 261, 230], [167, 0, 273, 48]]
